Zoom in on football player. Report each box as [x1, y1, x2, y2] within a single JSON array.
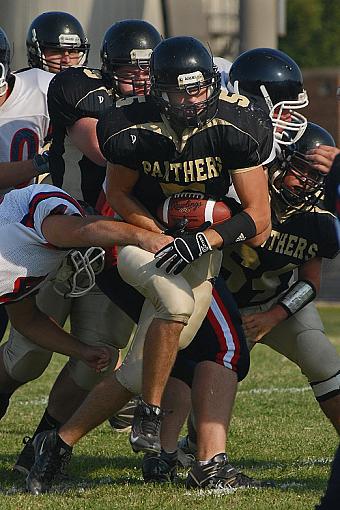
[[0, 27, 52, 342], [25, 35, 273, 495], [0, 183, 171, 416], [12, 19, 162, 476], [26, 11, 90, 74], [0, 27, 52, 194], [227, 47, 309, 147], [177, 123, 340, 476], [141, 47, 313, 489], [315, 137, 340, 510]]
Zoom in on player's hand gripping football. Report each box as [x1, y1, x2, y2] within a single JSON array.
[[155, 221, 212, 275], [80, 344, 115, 373]]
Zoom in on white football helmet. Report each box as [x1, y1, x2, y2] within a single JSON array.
[[53, 247, 105, 298]]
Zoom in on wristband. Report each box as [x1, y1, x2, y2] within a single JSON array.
[[212, 210, 257, 247], [278, 280, 316, 316], [32, 151, 49, 176]]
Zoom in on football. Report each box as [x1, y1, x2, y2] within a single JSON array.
[[156, 192, 232, 230]]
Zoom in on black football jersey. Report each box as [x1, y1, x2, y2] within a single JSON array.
[[47, 67, 115, 205], [325, 154, 340, 213], [221, 209, 340, 308], [96, 90, 274, 216]]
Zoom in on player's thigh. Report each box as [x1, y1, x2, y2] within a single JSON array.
[[262, 302, 340, 382], [117, 245, 195, 322], [172, 277, 249, 386], [35, 280, 71, 325], [70, 285, 135, 350]]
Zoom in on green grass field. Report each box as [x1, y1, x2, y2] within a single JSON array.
[[1, 305, 340, 509]]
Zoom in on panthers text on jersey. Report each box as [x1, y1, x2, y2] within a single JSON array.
[[0, 184, 83, 303], [221, 208, 340, 308], [97, 91, 274, 216], [0, 68, 53, 195], [47, 67, 116, 204]]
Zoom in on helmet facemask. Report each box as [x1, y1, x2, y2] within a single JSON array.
[[259, 83, 309, 145], [271, 152, 324, 211], [102, 48, 152, 97], [30, 28, 89, 72], [53, 247, 105, 298], [152, 68, 221, 129], [0, 62, 8, 97]]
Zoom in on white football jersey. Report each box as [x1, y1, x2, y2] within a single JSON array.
[[213, 56, 232, 91], [0, 68, 53, 195], [0, 184, 84, 303]]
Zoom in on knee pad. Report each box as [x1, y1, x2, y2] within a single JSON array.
[[67, 349, 119, 391], [115, 362, 141, 395], [311, 370, 340, 402], [147, 273, 194, 323], [295, 330, 340, 388], [3, 341, 52, 383]]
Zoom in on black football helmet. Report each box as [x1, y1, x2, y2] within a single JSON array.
[[228, 48, 308, 146], [100, 19, 162, 95], [0, 27, 10, 97], [150, 36, 221, 129], [26, 11, 90, 72], [270, 122, 335, 210]]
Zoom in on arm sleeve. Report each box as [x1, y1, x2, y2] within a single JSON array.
[[25, 186, 85, 242]]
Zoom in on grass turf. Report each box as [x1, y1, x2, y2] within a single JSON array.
[[0, 304, 339, 509]]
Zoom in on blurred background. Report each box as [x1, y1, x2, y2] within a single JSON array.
[[0, 0, 339, 300]]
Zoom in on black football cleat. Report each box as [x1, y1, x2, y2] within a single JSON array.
[[13, 436, 34, 476], [129, 398, 165, 454], [108, 397, 139, 433], [26, 429, 72, 495], [177, 435, 197, 468], [186, 453, 271, 491], [142, 449, 178, 483]]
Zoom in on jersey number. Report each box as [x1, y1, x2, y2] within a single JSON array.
[[10, 128, 40, 188]]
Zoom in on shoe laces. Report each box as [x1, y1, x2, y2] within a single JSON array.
[[139, 403, 164, 437]]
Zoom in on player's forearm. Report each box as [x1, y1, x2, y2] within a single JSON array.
[[41, 214, 160, 249], [7, 303, 86, 360], [107, 190, 162, 233], [243, 205, 271, 246], [0, 160, 38, 188]]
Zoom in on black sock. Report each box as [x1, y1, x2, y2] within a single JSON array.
[[317, 444, 340, 509], [32, 409, 61, 439], [0, 392, 12, 420]]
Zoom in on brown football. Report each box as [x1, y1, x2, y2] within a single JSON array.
[[157, 192, 232, 230]]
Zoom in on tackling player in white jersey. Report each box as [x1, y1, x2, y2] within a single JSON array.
[[0, 183, 172, 420], [0, 27, 52, 194]]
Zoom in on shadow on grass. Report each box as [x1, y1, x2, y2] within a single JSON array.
[[0, 453, 329, 495]]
